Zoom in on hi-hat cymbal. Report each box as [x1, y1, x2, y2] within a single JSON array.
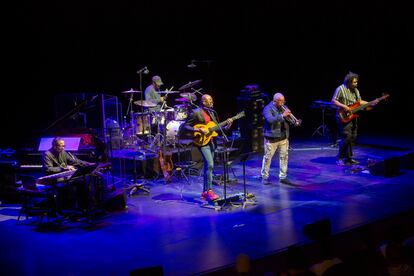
[[121, 89, 142, 94], [180, 92, 197, 102], [133, 100, 157, 107], [178, 80, 202, 91]]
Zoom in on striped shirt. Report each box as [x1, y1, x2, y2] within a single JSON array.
[[332, 84, 361, 106]]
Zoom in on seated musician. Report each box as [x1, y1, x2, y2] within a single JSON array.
[[144, 75, 165, 113], [42, 137, 94, 175], [182, 94, 232, 202], [41, 137, 95, 212]]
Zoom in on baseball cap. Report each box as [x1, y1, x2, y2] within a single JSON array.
[[152, 76, 163, 86]]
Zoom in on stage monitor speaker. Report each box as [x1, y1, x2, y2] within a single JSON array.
[[103, 189, 127, 212], [0, 162, 17, 202], [369, 156, 401, 177], [303, 219, 331, 241], [401, 152, 414, 170]]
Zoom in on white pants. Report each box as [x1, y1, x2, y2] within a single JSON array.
[[261, 138, 289, 180]]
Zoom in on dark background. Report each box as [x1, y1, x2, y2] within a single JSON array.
[[4, 0, 413, 148]]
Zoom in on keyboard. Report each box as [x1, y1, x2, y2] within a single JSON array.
[[36, 170, 75, 185]]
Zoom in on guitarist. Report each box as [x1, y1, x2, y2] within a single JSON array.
[[331, 71, 379, 166], [182, 94, 233, 202]]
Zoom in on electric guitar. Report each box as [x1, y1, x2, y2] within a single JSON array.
[[193, 111, 245, 147], [159, 149, 173, 182], [338, 93, 390, 123]]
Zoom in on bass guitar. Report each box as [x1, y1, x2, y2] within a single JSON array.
[[193, 111, 245, 147], [338, 93, 389, 123]]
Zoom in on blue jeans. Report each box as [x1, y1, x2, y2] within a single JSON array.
[[199, 143, 215, 191]]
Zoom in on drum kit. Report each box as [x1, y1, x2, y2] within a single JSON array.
[[120, 80, 201, 150]]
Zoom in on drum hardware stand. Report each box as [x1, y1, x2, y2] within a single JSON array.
[[128, 152, 150, 196], [170, 138, 191, 199], [171, 137, 197, 198]]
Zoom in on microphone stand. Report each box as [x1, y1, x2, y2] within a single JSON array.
[[136, 66, 147, 144], [136, 67, 146, 115], [205, 108, 231, 208]]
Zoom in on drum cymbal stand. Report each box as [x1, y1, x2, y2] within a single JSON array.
[[147, 110, 164, 152], [128, 152, 150, 196]]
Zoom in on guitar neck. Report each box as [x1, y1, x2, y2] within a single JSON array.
[[210, 113, 244, 132], [352, 96, 385, 113]]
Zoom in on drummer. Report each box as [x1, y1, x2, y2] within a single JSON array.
[[144, 75, 166, 112]]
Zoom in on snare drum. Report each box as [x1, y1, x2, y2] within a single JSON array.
[[166, 120, 185, 140], [174, 104, 188, 121]]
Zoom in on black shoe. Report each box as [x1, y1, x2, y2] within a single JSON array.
[[336, 159, 350, 166], [279, 178, 294, 185], [348, 159, 359, 165], [261, 178, 271, 185]]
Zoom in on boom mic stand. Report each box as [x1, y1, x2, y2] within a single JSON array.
[[206, 109, 233, 208]]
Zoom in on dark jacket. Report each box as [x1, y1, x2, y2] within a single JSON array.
[[262, 102, 289, 139], [182, 107, 219, 147], [183, 107, 218, 131], [42, 149, 88, 175]]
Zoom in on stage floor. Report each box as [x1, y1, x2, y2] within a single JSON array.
[[1, 135, 414, 275]]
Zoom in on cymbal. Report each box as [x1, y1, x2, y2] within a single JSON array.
[[121, 89, 141, 94], [180, 92, 197, 101], [175, 97, 191, 102], [133, 100, 157, 107], [158, 90, 180, 94], [178, 79, 202, 90]]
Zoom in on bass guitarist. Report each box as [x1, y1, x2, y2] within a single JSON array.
[[331, 71, 379, 166], [182, 94, 233, 202]]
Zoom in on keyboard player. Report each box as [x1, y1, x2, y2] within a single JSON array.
[[41, 137, 95, 212], [42, 137, 94, 175]]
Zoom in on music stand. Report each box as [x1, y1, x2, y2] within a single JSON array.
[[311, 101, 332, 137], [69, 163, 99, 180]]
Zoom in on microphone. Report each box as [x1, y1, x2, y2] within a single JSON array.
[[67, 151, 77, 163], [204, 107, 215, 113], [137, 66, 149, 74], [91, 94, 99, 102]]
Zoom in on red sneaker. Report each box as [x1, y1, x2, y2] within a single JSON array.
[[206, 189, 219, 201]]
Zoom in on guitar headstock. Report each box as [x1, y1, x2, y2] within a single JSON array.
[[236, 111, 246, 119], [380, 92, 390, 101]]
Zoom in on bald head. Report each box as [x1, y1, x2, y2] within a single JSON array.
[[273, 92, 285, 107], [201, 94, 214, 108]]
